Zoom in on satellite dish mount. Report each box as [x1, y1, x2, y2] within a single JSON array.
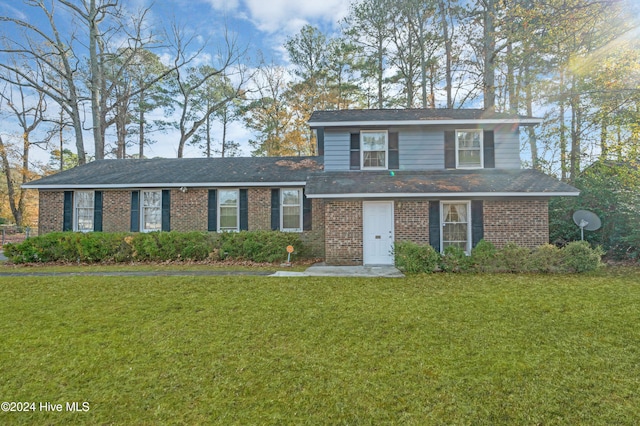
[[572, 210, 602, 241]]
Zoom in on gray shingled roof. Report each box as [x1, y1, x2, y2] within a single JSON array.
[[308, 109, 541, 126], [23, 156, 323, 189], [305, 169, 579, 198]]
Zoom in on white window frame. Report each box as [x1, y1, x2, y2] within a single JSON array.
[[455, 129, 484, 169], [74, 190, 94, 232], [440, 201, 472, 255], [218, 189, 239, 232], [281, 188, 303, 232], [361, 130, 388, 170], [141, 190, 162, 233]]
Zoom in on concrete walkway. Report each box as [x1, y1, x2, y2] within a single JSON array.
[[270, 264, 404, 278]]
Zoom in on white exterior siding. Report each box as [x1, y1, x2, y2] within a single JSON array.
[[321, 126, 522, 170], [398, 129, 444, 170], [324, 131, 350, 171], [493, 128, 521, 169]]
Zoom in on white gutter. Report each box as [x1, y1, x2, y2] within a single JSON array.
[[305, 191, 579, 199], [22, 181, 307, 190], [308, 118, 543, 127]]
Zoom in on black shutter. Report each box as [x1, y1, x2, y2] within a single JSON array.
[[161, 189, 171, 231], [429, 200, 440, 252], [444, 131, 456, 169], [93, 191, 103, 232], [388, 132, 399, 170], [483, 130, 495, 168], [350, 133, 360, 170], [130, 191, 140, 232], [271, 189, 280, 231], [63, 191, 73, 231], [316, 127, 325, 156], [471, 200, 484, 248], [208, 190, 217, 232], [303, 189, 312, 231], [239, 189, 248, 231]]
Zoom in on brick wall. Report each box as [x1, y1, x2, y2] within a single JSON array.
[[300, 198, 325, 258], [170, 189, 208, 232], [38, 191, 64, 234], [394, 200, 430, 245], [324, 200, 363, 265], [103, 190, 131, 232], [483, 199, 548, 248], [248, 188, 271, 230]]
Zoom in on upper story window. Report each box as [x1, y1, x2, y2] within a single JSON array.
[[141, 190, 162, 232], [74, 191, 94, 232], [218, 189, 239, 232], [281, 188, 303, 232], [456, 129, 483, 169], [361, 130, 388, 169]]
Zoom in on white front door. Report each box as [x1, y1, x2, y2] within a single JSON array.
[[363, 201, 394, 265]]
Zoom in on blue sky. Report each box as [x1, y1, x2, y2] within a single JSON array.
[[0, 0, 352, 161]]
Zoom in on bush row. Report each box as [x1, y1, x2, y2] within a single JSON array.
[[394, 240, 603, 274], [4, 231, 308, 264]]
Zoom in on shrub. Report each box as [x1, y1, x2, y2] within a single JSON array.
[[494, 242, 532, 273], [530, 244, 566, 273], [219, 230, 305, 263], [470, 239, 498, 272], [394, 241, 440, 274], [131, 232, 214, 262], [439, 245, 471, 272], [562, 241, 603, 273]]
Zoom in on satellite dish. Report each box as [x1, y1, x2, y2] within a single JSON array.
[[572, 210, 602, 240]]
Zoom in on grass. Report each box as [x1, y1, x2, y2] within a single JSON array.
[[1, 268, 640, 424]]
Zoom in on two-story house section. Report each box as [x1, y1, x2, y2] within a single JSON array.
[[306, 109, 579, 266], [23, 108, 579, 266]]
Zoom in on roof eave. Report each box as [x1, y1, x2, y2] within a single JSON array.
[[308, 118, 543, 128], [22, 181, 307, 190], [305, 191, 579, 199]]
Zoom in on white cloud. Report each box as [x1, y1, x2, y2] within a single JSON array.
[[203, 0, 349, 35]]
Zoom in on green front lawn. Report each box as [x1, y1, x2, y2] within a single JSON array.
[[2, 270, 640, 424]]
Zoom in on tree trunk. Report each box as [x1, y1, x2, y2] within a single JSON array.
[[483, 0, 496, 111], [89, 0, 104, 160], [0, 135, 22, 225], [438, 0, 453, 108]]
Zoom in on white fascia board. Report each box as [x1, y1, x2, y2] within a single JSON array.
[[22, 181, 307, 190], [305, 191, 579, 199], [308, 118, 543, 127]]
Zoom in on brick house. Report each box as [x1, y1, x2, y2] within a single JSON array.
[[23, 109, 579, 265]]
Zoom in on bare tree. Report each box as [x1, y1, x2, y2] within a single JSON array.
[[169, 27, 249, 158], [0, 77, 47, 225]]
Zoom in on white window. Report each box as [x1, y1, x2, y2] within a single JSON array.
[[141, 190, 162, 232], [281, 189, 303, 232], [361, 130, 388, 169], [218, 189, 239, 232], [456, 130, 483, 169], [441, 201, 471, 254], [74, 191, 94, 232]]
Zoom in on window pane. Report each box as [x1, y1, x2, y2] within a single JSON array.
[[143, 207, 161, 231], [76, 208, 94, 231], [75, 191, 94, 231], [282, 189, 300, 205], [362, 132, 386, 151], [143, 191, 161, 207], [283, 205, 300, 229], [220, 206, 237, 230], [219, 190, 238, 206], [142, 191, 162, 231], [459, 150, 481, 167], [363, 151, 385, 168], [442, 202, 469, 253], [457, 131, 481, 148], [76, 191, 94, 208]]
